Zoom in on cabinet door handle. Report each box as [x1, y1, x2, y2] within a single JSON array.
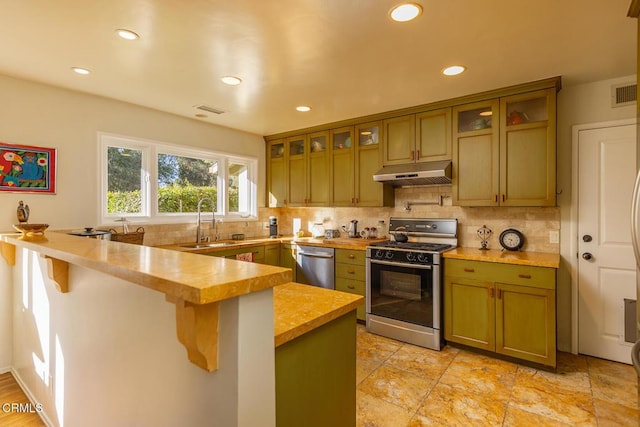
[[494, 195, 498, 203], [463, 267, 475, 273], [347, 285, 355, 290], [348, 254, 355, 259], [518, 273, 532, 279], [348, 269, 355, 274], [416, 150, 420, 159], [489, 288, 494, 298], [410, 150, 415, 160], [355, 198, 359, 204], [502, 194, 506, 202], [497, 289, 502, 299]]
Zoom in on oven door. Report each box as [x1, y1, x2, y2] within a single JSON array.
[[367, 259, 439, 329]]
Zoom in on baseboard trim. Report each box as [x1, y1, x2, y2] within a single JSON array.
[[9, 368, 55, 427]]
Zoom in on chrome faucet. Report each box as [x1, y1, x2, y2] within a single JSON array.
[[196, 198, 216, 243]]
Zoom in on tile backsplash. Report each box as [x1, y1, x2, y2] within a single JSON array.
[[138, 186, 559, 253]]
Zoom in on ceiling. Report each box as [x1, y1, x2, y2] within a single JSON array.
[[0, 0, 636, 136]]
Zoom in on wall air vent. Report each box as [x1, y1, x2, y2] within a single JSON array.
[[611, 83, 637, 107], [194, 104, 226, 115]]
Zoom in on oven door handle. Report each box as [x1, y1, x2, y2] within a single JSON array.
[[369, 259, 433, 270]]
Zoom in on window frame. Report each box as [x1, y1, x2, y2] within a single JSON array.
[[99, 132, 258, 225]]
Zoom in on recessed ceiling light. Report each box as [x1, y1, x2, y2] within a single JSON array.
[[195, 113, 208, 118], [71, 67, 90, 75], [221, 76, 242, 86], [296, 106, 311, 112], [442, 65, 466, 76], [116, 29, 140, 40], [389, 3, 423, 22]]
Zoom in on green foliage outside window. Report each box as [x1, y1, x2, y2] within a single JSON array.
[[107, 185, 239, 214]]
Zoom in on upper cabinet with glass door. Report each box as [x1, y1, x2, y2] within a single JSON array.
[[355, 122, 393, 207], [331, 127, 355, 206], [499, 89, 556, 207], [452, 100, 500, 206], [307, 131, 330, 206]]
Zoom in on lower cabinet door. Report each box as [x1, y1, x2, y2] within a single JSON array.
[[444, 277, 495, 351], [495, 282, 556, 366]]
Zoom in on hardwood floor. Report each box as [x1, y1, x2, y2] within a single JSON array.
[[0, 372, 45, 426]]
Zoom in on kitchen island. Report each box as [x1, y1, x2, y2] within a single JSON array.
[[0, 232, 362, 427]]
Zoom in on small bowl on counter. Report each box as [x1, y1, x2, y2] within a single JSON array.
[[13, 223, 49, 240]]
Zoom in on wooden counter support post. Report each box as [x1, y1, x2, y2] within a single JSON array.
[[171, 297, 220, 372], [1, 241, 15, 266], [42, 255, 69, 293]]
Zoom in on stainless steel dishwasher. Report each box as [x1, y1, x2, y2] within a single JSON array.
[[296, 245, 335, 289]]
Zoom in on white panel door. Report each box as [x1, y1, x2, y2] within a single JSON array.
[[578, 123, 636, 364]]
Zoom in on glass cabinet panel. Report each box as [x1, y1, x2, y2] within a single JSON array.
[[506, 97, 548, 125], [457, 107, 494, 132], [289, 138, 305, 156], [332, 131, 352, 150], [309, 135, 327, 153], [270, 142, 284, 159], [357, 125, 379, 146]]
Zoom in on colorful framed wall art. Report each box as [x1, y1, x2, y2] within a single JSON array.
[[0, 142, 57, 194]]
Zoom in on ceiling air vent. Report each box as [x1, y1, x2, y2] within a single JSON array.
[[611, 83, 637, 107], [194, 104, 225, 115]]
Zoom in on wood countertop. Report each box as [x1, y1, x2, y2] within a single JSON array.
[[273, 282, 363, 347], [157, 236, 386, 253], [443, 247, 560, 269], [1, 232, 291, 304]]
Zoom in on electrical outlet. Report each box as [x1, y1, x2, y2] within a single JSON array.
[[549, 230, 559, 244]]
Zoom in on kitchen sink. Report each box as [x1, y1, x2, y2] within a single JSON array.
[[180, 242, 238, 249]]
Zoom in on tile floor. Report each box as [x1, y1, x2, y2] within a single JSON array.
[[355, 325, 639, 426]]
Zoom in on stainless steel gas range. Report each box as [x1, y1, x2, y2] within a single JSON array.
[[366, 218, 457, 350]]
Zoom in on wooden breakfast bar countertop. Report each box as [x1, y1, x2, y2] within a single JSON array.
[[0, 231, 292, 372]]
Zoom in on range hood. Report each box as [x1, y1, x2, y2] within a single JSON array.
[[373, 160, 452, 187]]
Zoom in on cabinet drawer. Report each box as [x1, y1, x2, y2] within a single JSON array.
[[335, 249, 366, 265], [445, 259, 555, 290], [336, 263, 366, 281], [335, 278, 365, 296]]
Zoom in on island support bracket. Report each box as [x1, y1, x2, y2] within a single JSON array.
[[1, 241, 15, 265], [167, 295, 220, 372]]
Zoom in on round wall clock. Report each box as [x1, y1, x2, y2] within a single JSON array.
[[499, 228, 525, 251]]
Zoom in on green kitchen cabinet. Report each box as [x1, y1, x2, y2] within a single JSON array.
[[444, 258, 556, 367], [452, 100, 500, 206], [286, 135, 308, 207], [307, 131, 330, 206], [276, 311, 357, 427], [279, 243, 297, 282], [264, 244, 280, 266], [267, 140, 287, 207], [335, 249, 366, 321], [382, 108, 452, 166], [203, 244, 265, 263], [499, 89, 556, 206], [382, 114, 416, 165], [354, 121, 393, 207], [331, 127, 356, 206], [415, 107, 452, 162], [452, 88, 557, 207]]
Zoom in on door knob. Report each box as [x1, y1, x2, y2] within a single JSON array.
[[582, 252, 593, 261], [582, 235, 592, 242]]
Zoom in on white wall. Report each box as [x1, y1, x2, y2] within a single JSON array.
[[0, 73, 266, 372], [0, 74, 265, 231], [556, 74, 637, 351], [11, 248, 275, 427]]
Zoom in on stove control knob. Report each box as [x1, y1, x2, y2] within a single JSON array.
[[375, 249, 385, 259], [385, 251, 394, 259], [417, 253, 428, 263], [406, 252, 416, 262]]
